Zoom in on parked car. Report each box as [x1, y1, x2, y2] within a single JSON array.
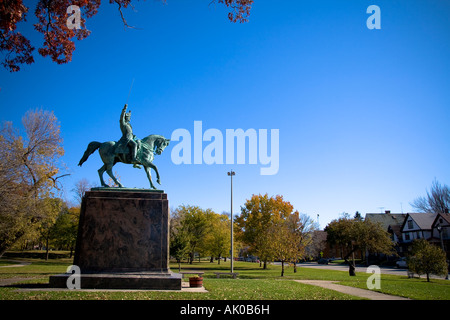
[[317, 258, 330, 265], [396, 257, 407, 268]]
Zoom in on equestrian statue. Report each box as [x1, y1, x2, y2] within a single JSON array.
[[78, 104, 170, 190]]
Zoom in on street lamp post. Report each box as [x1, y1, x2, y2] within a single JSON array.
[[227, 170, 235, 274]]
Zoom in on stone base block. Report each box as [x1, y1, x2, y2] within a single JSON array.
[[73, 189, 170, 272], [49, 272, 182, 290], [49, 189, 182, 290]]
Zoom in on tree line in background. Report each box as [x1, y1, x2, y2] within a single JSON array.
[[0, 109, 67, 257], [170, 205, 233, 269], [170, 194, 446, 279], [0, 108, 93, 259], [170, 194, 320, 277]]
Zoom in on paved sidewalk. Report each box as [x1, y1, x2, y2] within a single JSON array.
[[0, 277, 37, 287], [297, 262, 449, 280], [294, 280, 410, 300], [0, 259, 31, 268]]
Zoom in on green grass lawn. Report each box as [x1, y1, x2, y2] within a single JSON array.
[[0, 260, 19, 266], [0, 254, 449, 300]]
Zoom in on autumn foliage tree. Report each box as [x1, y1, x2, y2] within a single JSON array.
[[170, 205, 209, 264], [0, 0, 253, 72], [407, 239, 448, 282], [203, 213, 231, 264], [235, 193, 315, 275], [268, 219, 295, 276], [0, 109, 65, 256], [236, 194, 289, 269], [49, 203, 80, 258], [325, 216, 394, 276], [169, 204, 236, 265]]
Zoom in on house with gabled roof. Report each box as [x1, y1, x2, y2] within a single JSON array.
[[400, 212, 438, 244], [364, 211, 407, 259], [431, 212, 450, 259], [365, 211, 406, 233], [365, 211, 450, 259], [365, 211, 406, 246]]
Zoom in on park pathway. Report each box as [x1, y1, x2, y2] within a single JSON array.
[[0, 260, 34, 287], [294, 280, 410, 300], [0, 259, 31, 268]]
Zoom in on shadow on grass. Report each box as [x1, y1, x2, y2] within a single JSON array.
[[4, 282, 50, 289]]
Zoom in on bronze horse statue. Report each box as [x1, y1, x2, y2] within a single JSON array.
[[78, 134, 170, 189]]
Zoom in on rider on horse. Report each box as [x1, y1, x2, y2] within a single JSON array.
[[78, 104, 170, 189]]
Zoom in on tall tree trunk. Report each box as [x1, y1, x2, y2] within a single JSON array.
[[0, 243, 8, 258], [45, 235, 50, 261], [281, 261, 285, 277], [346, 260, 356, 276], [0, 230, 26, 257], [344, 250, 356, 276]]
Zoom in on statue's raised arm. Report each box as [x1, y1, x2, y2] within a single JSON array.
[[117, 104, 138, 163], [120, 104, 130, 135]]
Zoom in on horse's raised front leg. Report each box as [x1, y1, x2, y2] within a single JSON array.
[[144, 165, 157, 190], [98, 164, 109, 187], [146, 162, 161, 185], [106, 166, 124, 188]]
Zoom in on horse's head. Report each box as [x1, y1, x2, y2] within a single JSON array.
[[155, 137, 170, 155]]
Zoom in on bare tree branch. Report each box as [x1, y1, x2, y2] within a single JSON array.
[[410, 179, 450, 213]]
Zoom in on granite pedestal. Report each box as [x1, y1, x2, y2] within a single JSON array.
[[49, 189, 181, 290]]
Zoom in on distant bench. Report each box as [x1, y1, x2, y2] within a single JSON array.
[[214, 272, 239, 279], [179, 271, 205, 279]]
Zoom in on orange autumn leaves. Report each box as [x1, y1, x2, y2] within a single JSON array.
[[0, 0, 253, 72]]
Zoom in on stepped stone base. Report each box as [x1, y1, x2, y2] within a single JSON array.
[[49, 272, 182, 290], [49, 189, 181, 290]]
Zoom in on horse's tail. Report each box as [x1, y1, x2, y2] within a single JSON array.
[[78, 141, 101, 166]]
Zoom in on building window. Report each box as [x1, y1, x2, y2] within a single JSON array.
[[405, 232, 410, 241], [407, 220, 413, 229], [417, 231, 421, 238]]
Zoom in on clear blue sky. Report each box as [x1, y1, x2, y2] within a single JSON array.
[[1, 0, 450, 228]]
